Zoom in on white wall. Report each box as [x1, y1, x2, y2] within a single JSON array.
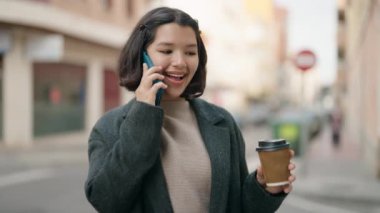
[[3, 29, 33, 146]]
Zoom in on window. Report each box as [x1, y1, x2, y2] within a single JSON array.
[[29, 0, 51, 3], [126, 0, 135, 17], [100, 0, 112, 10], [103, 69, 120, 112], [0, 55, 3, 139], [33, 63, 86, 136]]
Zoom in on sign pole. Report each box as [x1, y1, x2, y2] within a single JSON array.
[[293, 49, 317, 176], [301, 72, 305, 105]]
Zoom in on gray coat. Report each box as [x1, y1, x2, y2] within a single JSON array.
[[85, 98, 286, 213]]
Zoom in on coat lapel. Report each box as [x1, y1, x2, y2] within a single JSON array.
[[122, 100, 173, 212], [127, 98, 232, 213], [190, 99, 231, 213], [143, 160, 174, 213]]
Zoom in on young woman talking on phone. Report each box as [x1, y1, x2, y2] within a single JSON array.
[[85, 7, 296, 213]]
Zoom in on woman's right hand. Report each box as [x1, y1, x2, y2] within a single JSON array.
[[135, 63, 167, 106]]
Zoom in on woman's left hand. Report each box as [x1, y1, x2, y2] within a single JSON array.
[[256, 149, 296, 194]]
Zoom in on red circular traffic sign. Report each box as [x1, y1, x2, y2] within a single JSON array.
[[294, 49, 316, 72]]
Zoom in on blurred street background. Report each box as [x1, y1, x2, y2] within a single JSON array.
[[0, 0, 380, 212]]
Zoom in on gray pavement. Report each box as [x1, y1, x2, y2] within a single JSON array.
[[294, 145, 380, 202], [242, 124, 380, 213], [0, 132, 88, 170], [0, 132, 93, 213], [288, 126, 380, 213], [0, 125, 379, 212]]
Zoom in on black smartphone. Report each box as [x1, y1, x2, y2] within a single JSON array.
[[143, 51, 164, 106]]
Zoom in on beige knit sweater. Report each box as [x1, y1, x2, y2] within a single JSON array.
[[160, 99, 212, 213]]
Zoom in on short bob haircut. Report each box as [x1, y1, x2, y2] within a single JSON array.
[[118, 7, 207, 99]]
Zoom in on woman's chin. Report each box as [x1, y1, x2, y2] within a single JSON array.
[[162, 93, 183, 101]]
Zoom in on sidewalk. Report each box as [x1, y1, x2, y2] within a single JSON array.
[[1, 126, 380, 207], [291, 126, 380, 206], [0, 132, 88, 174]]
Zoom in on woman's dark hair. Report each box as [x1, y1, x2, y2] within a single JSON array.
[[118, 7, 207, 99]]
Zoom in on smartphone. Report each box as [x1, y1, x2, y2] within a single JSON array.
[[143, 51, 164, 106]]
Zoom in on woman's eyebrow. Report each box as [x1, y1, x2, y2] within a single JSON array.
[[157, 42, 197, 47], [157, 42, 173, 46], [186, 44, 198, 48]]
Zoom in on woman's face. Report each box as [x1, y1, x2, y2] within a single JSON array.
[[146, 23, 199, 101]]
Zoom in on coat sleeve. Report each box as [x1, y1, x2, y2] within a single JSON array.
[[231, 122, 287, 213], [85, 101, 163, 212]]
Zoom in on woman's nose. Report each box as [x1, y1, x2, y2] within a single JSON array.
[[172, 53, 186, 68]]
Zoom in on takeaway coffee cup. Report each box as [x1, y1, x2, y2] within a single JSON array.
[[256, 139, 291, 187]]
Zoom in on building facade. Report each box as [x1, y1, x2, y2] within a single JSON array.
[[344, 0, 380, 178], [0, 0, 152, 146]]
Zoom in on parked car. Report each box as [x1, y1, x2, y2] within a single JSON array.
[[238, 103, 275, 127]]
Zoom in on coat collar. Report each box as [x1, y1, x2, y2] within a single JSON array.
[[188, 98, 225, 125], [122, 98, 226, 124]]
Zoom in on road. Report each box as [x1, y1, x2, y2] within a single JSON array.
[[0, 163, 93, 213], [0, 125, 379, 212], [242, 124, 380, 213]]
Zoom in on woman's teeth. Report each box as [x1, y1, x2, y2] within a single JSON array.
[[166, 74, 184, 80]]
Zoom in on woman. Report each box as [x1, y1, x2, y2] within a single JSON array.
[[85, 7, 296, 213]]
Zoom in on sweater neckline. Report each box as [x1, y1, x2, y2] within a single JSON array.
[[161, 99, 190, 118]]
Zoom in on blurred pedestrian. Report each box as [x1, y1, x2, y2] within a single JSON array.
[[84, 7, 296, 213], [330, 105, 343, 146]]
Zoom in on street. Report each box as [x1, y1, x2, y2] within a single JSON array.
[[0, 0, 378, 212], [242, 124, 380, 213], [0, 136, 94, 213], [0, 165, 93, 213], [0, 124, 380, 213]]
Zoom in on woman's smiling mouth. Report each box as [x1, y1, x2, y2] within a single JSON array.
[[164, 72, 186, 82]]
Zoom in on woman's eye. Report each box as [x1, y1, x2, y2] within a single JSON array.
[[159, 50, 172, 54], [186, 52, 197, 56]]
